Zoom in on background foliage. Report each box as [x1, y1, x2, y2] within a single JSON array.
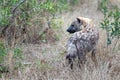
[[100, 0, 120, 46], [0, 0, 79, 74]]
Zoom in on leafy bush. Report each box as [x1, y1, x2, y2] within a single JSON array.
[[14, 47, 23, 59], [0, 41, 23, 71], [0, 42, 7, 63], [0, 42, 8, 75], [100, 0, 120, 45], [39, 0, 68, 15], [0, 0, 73, 45], [0, 0, 69, 27]]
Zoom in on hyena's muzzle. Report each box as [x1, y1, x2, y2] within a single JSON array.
[[67, 17, 92, 33], [67, 18, 83, 33]]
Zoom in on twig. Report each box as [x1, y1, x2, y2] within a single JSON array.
[[12, 0, 26, 14]]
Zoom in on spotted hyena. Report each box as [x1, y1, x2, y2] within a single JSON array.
[[66, 17, 99, 69]]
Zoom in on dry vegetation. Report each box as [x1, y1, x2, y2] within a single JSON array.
[[1, 0, 120, 80]]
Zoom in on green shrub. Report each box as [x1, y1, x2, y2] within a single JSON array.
[[39, 0, 68, 14], [13, 47, 23, 59], [100, 0, 120, 45], [51, 18, 63, 41], [0, 42, 8, 76], [13, 47, 23, 70], [0, 42, 7, 63]]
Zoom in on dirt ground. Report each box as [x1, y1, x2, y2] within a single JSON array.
[[2, 1, 120, 80]]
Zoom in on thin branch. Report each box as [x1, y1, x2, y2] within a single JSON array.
[[12, 0, 26, 14]]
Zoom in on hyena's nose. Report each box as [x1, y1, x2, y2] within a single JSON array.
[[67, 28, 70, 32], [67, 28, 75, 33]]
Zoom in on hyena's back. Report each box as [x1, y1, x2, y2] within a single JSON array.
[[70, 24, 99, 52]]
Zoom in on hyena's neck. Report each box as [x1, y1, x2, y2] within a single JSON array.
[[78, 17, 94, 29], [83, 19, 94, 28]]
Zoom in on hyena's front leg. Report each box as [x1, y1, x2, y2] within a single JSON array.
[[66, 54, 76, 69], [69, 58, 73, 69], [77, 52, 86, 68], [91, 48, 98, 67]]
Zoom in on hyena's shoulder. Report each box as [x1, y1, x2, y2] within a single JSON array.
[[71, 25, 99, 42]]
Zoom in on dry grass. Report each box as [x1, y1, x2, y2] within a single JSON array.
[[1, 1, 120, 80]]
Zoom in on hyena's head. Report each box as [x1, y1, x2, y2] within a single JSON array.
[[67, 17, 93, 33]]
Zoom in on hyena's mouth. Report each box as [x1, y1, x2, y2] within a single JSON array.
[[67, 29, 76, 33]]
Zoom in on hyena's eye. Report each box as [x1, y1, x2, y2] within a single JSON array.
[[72, 27, 76, 30]]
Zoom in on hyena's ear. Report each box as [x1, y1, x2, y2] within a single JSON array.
[[76, 18, 81, 23]]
